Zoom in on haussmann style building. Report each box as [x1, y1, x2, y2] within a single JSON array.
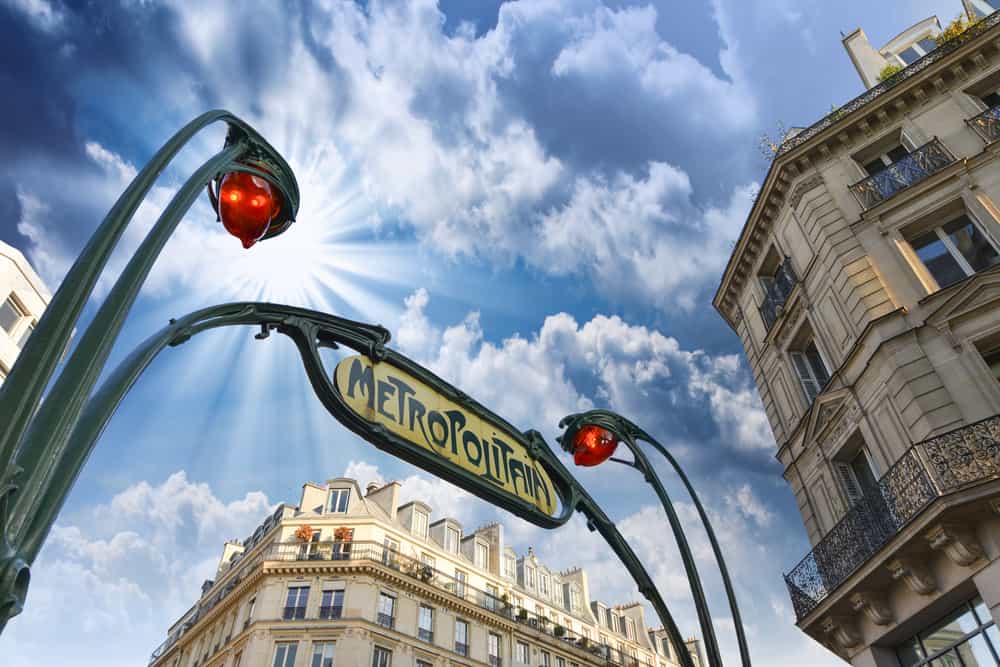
[[714, 1, 1000, 665], [147, 477, 706, 667], [0, 240, 50, 385]]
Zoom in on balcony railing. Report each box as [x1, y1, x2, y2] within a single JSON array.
[[418, 628, 434, 643], [848, 138, 955, 211], [784, 415, 1000, 620], [758, 257, 797, 331], [283, 606, 306, 620], [967, 104, 1000, 144], [456, 642, 469, 656], [377, 613, 395, 629]]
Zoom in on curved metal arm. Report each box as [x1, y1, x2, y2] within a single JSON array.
[[559, 410, 750, 667]]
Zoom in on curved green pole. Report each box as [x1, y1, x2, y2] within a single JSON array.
[[558, 411, 736, 667], [9, 143, 245, 542], [19, 303, 697, 667], [642, 437, 750, 667], [0, 110, 230, 473]]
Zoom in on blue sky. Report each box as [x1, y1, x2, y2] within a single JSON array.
[[0, 0, 963, 665]]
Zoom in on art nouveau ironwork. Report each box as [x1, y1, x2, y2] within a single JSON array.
[[785, 415, 1000, 620], [967, 104, 1000, 144], [848, 138, 955, 211]]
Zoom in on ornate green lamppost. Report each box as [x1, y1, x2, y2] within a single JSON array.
[[558, 411, 752, 667], [0, 111, 749, 667], [0, 110, 300, 631]]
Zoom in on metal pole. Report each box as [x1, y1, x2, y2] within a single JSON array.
[[642, 437, 751, 667], [559, 410, 751, 667]]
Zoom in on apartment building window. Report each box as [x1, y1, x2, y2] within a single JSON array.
[[555, 657, 565, 667], [311, 642, 336, 667], [329, 488, 350, 513], [539, 573, 549, 596], [859, 140, 910, 178], [503, 554, 516, 578], [516, 641, 529, 664], [540, 651, 551, 667], [475, 541, 489, 569], [896, 596, 998, 666], [319, 588, 344, 619], [283, 585, 309, 620], [526, 567, 536, 589], [660, 639, 672, 660], [976, 337, 1000, 384], [454, 570, 467, 599], [413, 510, 429, 539], [969, 0, 1000, 19], [908, 214, 1000, 289], [445, 526, 461, 553], [273, 642, 298, 667], [625, 618, 637, 642], [417, 661, 432, 667], [418, 605, 434, 642], [489, 632, 502, 667], [893, 37, 937, 66], [834, 440, 879, 508], [244, 596, 256, 630], [421, 553, 436, 570], [455, 619, 469, 656], [0, 295, 23, 336], [790, 337, 830, 404], [568, 586, 580, 612], [605, 609, 615, 631], [372, 646, 392, 667], [382, 538, 399, 567], [486, 583, 500, 612], [377, 592, 396, 629]]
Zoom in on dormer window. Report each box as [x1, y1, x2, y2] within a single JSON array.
[[892, 37, 936, 66], [475, 542, 489, 569], [526, 566, 536, 588], [328, 488, 350, 513], [412, 511, 429, 539], [969, 0, 999, 18], [503, 553, 516, 578], [445, 526, 461, 554], [539, 573, 550, 596]]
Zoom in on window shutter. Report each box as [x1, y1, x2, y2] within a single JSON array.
[[835, 462, 864, 507], [791, 352, 821, 403]]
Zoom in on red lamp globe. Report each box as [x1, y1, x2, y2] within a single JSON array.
[[217, 170, 283, 249], [571, 425, 619, 467]]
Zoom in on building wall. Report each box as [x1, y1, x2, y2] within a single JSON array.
[[0, 241, 50, 382], [715, 4, 1000, 664], [150, 478, 698, 667]]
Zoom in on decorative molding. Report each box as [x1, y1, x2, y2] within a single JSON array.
[[886, 557, 937, 595], [926, 523, 984, 567], [820, 616, 861, 650], [788, 174, 824, 210], [849, 591, 894, 626]]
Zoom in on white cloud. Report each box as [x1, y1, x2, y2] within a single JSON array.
[[4, 0, 64, 33], [0, 472, 274, 667], [397, 288, 769, 454]]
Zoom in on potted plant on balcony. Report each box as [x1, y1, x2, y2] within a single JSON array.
[[294, 525, 314, 542], [516, 608, 528, 622], [553, 625, 565, 638]]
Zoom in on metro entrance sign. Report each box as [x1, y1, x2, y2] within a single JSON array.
[[334, 354, 558, 519], [0, 112, 748, 667]]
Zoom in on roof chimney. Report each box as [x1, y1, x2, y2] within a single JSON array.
[[366, 482, 380, 495]]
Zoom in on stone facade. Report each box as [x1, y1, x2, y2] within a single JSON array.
[[0, 240, 50, 383], [148, 478, 705, 667], [715, 3, 1000, 665]]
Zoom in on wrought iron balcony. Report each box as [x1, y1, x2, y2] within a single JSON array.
[[758, 257, 797, 331], [456, 642, 469, 656], [968, 104, 1000, 144], [848, 138, 955, 211], [784, 415, 1000, 620], [418, 628, 434, 643], [377, 613, 395, 629]]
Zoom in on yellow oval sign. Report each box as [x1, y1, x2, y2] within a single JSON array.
[[334, 354, 557, 517]]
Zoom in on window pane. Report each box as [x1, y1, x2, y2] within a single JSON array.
[[956, 634, 996, 666], [918, 38, 937, 53], [0, 298, 20, 333], [312, 642, 336, 667], [921, 605, 981, 651], [804, 342, 829, 387], [898, 47, 921, 64], [943, 217, 1000, 274], [912, 230, 968, 287], [887, 145, 910, 163], [986, 625, 1000, 653]]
